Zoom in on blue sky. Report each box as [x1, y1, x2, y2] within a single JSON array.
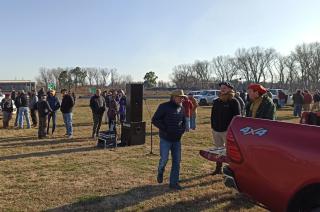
[[1, 0, 320, 81]]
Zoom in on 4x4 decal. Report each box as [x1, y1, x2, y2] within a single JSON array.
[[240, 127, 268, 137]]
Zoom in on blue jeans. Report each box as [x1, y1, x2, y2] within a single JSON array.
[[280, 99, 286, 107], [62, 113, 73, 136], [185, 117, 190, 132], [294, 104, 302, 117], [47, 111, 57, 134], [18, 107, 31, 128], [190, 114, 196, 130], [158, 138, 181, 186]]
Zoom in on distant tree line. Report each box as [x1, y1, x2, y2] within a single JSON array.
[[171, 42, 320, 92], [36, 67, 133, 91]]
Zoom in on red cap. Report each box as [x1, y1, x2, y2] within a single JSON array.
[[248, 83, 267, 95]]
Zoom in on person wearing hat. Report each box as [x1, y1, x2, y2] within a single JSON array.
[[246, 83, 276, 120], [152, 89, 186, 190], [211, 82, 241, 175], [37, 94, 53, 139], [0, 94, 14, 128]]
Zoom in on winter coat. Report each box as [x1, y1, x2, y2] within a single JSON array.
[[293, 93, 304, 105], [37, 100, 53, 117], [47, 95, 60, 112], [211, 92, 241, 132], [60, 94, 74, 113], [245, 94, 276, 120], [152, 100, 186, 142], [1, 98, 14, 113], [90, 95, 106, 115]]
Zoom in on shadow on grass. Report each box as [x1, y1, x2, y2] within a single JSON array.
[[0, 136, 37, 143], [0, 146, 99, 161], [0, 137, 91, 148], [46, 178, 238, 212], [277, 115, 299, 121]]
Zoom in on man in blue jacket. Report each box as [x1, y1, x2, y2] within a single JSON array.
[[47, 90, 61, 136], [152, 90, 186, 190]]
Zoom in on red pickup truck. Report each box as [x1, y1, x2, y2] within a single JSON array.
[[201, 116, 320, 212]]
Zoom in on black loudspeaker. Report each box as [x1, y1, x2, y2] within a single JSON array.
[[126, 83, 143, 122], [121, 122, 146, 146]]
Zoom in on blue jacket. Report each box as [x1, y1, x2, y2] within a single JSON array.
[[47, 95, 61, 112], [152, 100, 186, 142]]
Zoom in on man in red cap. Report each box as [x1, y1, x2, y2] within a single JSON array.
[[246, 83, 276, 120]]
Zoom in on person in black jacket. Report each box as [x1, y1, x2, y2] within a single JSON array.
[[152, 90, 186, 190], [90, 89, 106, 138], [211, 82, 241, 175], [37, 94, 52, 139], [14, 91, 20, 127], [17, 90, 31, 129], [60, 89, 75, 138], [1, 94, 14, 128]]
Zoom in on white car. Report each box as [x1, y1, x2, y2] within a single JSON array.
[[197, 90, 220, 106], [268, 89, 293, 107]]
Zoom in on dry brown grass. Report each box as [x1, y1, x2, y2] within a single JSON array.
[[0, 99, 299, 212]]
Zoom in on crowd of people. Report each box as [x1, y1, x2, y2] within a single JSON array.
[[0, 88, 75, 139], [292, 89, 320, 117]]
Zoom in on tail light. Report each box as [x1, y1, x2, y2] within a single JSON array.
[[226, 129, 243, 163]]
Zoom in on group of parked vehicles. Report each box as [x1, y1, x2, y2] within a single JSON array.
[[188, 88, 293, 107]]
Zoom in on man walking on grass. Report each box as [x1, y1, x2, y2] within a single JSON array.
[[152, 90, 186, 190]]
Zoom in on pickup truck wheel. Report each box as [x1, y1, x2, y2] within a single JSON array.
[[289, 185, 320, 212], [199, 99, 207, 106]]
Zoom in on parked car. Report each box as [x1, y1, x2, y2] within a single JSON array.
[[197, 90, 220, 106], [187, 90, 203, 103], [201, 116, 320, 211], [269, 89, 293, 107]]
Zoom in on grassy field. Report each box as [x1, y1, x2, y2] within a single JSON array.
[[0, 99, 300, 212]]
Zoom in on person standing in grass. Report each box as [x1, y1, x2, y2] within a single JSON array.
[[293, 90, 304, 117], [29, 90, 38, 127], [107, 91, 119, 133], [303, 90, 313, 112], [47, 90, 60, 136], [37, 94, 52, 139], [188, 93, 198, 130], [312, 90, 320, 112], [17, 90, 31, 129], [211, 82, 241, 175], [182, 95, 193, 132], [152, 90, 186, 190], [118, 90, 126, 124], [60, 89, 75, 138], [1, 94, 14, 129], [90, 89, 106, 139]]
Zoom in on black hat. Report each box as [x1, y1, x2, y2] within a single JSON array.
[[218, 82, 234, 89]]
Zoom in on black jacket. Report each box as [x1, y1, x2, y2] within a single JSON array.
[[90, 95, 106, 114], [293, 93, 304, 105], [60, 94, 74, 113], [37, 100, 53, 117], [245, 95, 276, 120], [152, 100, 186, 142], [17, 94, 30, 108], [1, 99, 14, 113], [211, 95, 241, 132]]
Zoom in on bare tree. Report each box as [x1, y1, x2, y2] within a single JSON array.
[[100, 68, 110, 86], [212, 56, 238, 82]]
